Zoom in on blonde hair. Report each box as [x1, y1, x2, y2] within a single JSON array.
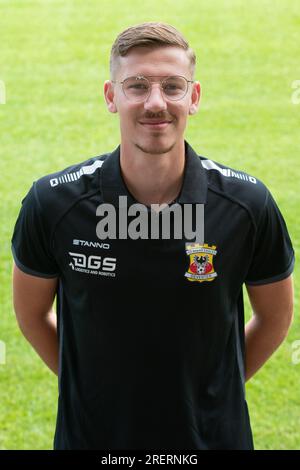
[[110, 22, 196, 79]]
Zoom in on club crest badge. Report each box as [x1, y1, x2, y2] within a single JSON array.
[[185, 243, 218, 283]]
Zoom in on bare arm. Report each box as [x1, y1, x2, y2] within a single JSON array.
[[245, 275, 294, 381], [12, 263, 59, 375]]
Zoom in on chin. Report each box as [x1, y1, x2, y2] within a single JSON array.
[[135, 138, 176, 155]]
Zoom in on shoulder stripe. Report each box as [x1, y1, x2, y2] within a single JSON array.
[[49, 159, 104, 187], [201, 159, 257, 184], [81, 159, 104, 175]]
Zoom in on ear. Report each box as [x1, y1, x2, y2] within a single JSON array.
[[189, 81, 201, 115], [104, 80, 118, 113]]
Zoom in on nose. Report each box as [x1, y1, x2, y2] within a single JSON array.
[[143, 83, 167, 112]]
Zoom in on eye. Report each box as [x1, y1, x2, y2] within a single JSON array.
[[164, 84, 178, 90], [128, 83, 148, 89]]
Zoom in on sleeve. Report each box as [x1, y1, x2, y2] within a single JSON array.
[[245, 189, 295, 285], [11, 183, 59, 278]]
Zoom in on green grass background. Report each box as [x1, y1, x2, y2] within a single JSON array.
[[0, 0, 299, 450]]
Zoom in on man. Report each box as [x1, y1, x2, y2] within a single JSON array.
[[12, 22, 294, 450]]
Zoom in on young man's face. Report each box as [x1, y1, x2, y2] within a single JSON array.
[[104, 46, 201, 155]]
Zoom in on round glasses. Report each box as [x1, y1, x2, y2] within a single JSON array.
[[112, 75, 194, 102]]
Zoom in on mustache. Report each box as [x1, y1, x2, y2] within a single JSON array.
[[140, 111, 174, 120]]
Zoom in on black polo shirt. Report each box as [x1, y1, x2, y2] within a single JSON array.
[[11, 141, 294, 450]]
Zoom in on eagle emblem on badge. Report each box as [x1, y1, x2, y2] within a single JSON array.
[[185, 243, 217, 283]]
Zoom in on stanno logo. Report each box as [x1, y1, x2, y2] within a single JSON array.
[[73, 239, 110, 249], [68, 252, 116, 277]]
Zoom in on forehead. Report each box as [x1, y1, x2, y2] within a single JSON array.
[[116, 46, 191, 79]]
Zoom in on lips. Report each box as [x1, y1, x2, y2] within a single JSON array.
[[140, 119, 172, 124], [140, 120, 171, 124], [139, 120, 172, 129]]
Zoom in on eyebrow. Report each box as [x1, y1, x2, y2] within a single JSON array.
[[123, 75, 184, 80]]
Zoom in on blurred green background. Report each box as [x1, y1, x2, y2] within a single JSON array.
[[0, 0, 299, 449]]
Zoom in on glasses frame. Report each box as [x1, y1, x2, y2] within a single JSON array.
[[111, 75, 195, 102]]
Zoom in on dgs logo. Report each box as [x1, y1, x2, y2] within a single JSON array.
[[69, 252, 116, 271]]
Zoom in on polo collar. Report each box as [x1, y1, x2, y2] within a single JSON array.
[[100, 140, 207, 206]]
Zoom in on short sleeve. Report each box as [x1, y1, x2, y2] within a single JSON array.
[[245, 189, 295, 285], [11, 183, 59, 278]]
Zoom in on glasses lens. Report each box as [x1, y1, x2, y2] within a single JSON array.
[[162, 76, 188, 100], [123, 76, 149, 101]]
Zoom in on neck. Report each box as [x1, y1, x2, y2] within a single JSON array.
[[120, 140, 186, 206]]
